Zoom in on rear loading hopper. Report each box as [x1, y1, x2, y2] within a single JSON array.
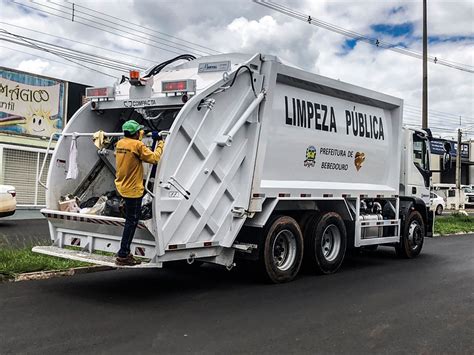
[[34, 53, 265, 268]]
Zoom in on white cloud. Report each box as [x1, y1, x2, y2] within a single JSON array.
[[17, 58, 49, 74], [0, 0, 472, 136]]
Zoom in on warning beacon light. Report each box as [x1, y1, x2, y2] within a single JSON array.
[[161, 79, 196, 94], [129, 70, 143, 86]]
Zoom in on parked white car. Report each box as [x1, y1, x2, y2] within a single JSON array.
[[430, 192, 445, 215], [0, 185, 16, 217], [463, 187, 474, 207]]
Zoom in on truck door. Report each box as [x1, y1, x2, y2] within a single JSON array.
[[411, 132, 431, 205]]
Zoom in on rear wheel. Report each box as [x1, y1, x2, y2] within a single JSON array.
[[259, 215, 304, 283], [435, 205, 443, 215], [396, 210, 424, 258], [304, 212, 347, 274]]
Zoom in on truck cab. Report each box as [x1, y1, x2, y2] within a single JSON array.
[[400, 127, 431, 203], [400, 127, 434, 237]]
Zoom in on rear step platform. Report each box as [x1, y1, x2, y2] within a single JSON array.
[[32, 246, 162, 268]]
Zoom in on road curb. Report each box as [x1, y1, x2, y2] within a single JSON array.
[[8, 265, 115, 283], [433, 232, 474, 237]]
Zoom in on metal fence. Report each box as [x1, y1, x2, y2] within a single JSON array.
[[0, 144, 52, 207]]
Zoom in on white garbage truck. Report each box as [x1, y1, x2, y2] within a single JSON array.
[[33, 53, 436, 283]]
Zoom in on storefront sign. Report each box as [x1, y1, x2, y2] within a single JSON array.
[[430, 138, 469, 159], [0, 69, 65, 137]]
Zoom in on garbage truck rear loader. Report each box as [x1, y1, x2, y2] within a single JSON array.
[[33, 53, 433, 283]]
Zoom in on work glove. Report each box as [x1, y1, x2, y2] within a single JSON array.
[[151, 130, 161, 141], [156, 140, 164, 149]]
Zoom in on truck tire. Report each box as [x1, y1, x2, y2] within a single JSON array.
[[259, 215, 304, 283], [396, 210, 424, 258], [304, 212, 347, 275]]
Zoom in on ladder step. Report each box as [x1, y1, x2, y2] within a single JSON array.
[[32, 246, 162, 268]]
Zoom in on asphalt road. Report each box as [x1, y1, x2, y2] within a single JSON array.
[[0, 216, 50, 249], [1, 236, 473, 355]]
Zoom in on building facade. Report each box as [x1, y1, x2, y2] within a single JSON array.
[[0, 67, 88, 207], [430, 137, 471, 186]]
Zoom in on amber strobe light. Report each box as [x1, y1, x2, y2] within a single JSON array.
[[129, 70, 140, 80]]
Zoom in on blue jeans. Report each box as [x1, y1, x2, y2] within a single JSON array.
[[118, 197, 142, 258]]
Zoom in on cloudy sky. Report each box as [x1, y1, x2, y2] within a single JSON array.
[[1, 0, 473, 138]]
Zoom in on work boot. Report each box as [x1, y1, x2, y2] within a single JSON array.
[[115, 254, 142, 266]]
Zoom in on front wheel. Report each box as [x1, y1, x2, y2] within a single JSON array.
[[304, 212, 347, 274], [396, 210, 424, 258], [435, 205, 443, 215], [259, 215, 304, 283]]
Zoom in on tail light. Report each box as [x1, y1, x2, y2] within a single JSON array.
[[7, 190, 16, 198], [162, 79, 196, 94], [85, 87, 115, 99]]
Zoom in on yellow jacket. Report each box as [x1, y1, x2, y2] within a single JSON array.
[[114, 138, 164, 198]]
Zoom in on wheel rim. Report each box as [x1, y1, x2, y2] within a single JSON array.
[[408, 220, 423, 251], [272, 229, 297, 271], [320, 224, 341, 262]]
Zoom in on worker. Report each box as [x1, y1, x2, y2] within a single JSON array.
[[114, 119, 164, 266]]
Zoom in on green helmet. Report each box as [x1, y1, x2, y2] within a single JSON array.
[[122, 120, 144, 135]]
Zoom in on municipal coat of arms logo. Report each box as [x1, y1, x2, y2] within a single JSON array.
[[304, 145, 316, 167]]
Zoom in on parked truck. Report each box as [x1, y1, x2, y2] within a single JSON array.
[[33, 53, 435, 283]]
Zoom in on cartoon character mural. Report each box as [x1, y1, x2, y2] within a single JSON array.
[[0, 69, 65, 138], [25, 107, 61, 136]]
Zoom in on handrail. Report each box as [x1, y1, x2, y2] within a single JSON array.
[[38, 130, 169, 191], [216, 91, 265, 147], [169, 99, 215, 180], [38, 133, 59, 190], [144, 130, 170, 198]]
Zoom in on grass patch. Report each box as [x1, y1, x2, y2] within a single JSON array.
[[435, 213, 474, 235], [0, 247, 90, 279]]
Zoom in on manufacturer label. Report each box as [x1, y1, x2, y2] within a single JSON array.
[[198, 61, 231, 73], [123, 99, 159, 108]]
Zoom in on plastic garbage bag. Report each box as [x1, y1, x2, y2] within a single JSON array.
[[87, 196, 107, 215], [80, 196, 99, 209], [142, 192, 153, 207], [103, 194, 124, 217], [141, 203, 152, 220]]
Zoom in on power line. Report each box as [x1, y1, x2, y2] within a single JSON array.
[[405, 103, 474, 121], [0, 28, 118, 78], [10, 0, 214, 57], [0, 44, 120, 79], [34, 0, 213, 56], [0, 31, 147, 72], [0, 21, 159, 66], [62, 0, 221, 55], [9, 0, 198, 57], [254, 0, 474, 73]]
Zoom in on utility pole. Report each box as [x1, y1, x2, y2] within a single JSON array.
[[422, 0, 428, 129], [456, 128, 462, 210]]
